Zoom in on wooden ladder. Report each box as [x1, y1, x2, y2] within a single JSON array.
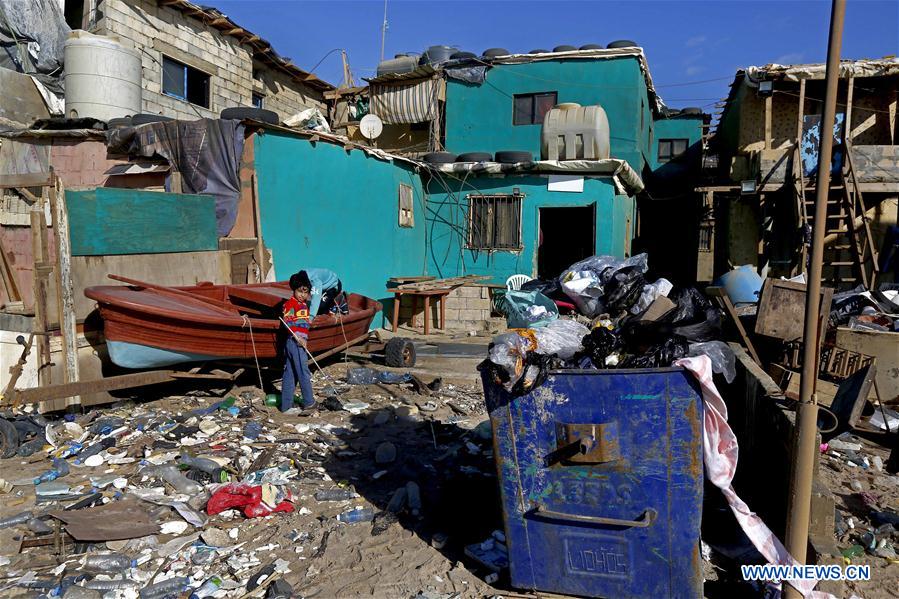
[[798, 142, 879, 290]]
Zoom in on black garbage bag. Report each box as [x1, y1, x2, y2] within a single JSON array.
[[673, 307, 722, 342], [622, 335, 690, 369], [520, 278, 563, 299], [581, 327, 622, 368], [667, 287, 713, 324], [604, 266, 646, 313], [477, 352, 554, 398]]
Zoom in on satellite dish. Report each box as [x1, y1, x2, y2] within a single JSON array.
[[359, 114, 383, 140]]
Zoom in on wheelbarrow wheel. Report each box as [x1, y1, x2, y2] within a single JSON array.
[[0, 419, 20, 459], [385, 337, 416, 368]]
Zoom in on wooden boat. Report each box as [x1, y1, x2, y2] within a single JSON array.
[[84, 276, 382, 369]]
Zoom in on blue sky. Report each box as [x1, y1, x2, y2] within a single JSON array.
[[206, 0, 898, 111]]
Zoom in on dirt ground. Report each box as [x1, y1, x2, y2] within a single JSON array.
[[0, 331, 895, 598]]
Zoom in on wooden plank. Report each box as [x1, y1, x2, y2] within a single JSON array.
[[755, 279, 834, 342], [707, 286, 762, 365], [12, 370, 178, 406], [0, 173, 52, 188], [32, 191, 51, 386], [49, 173, 79, 405], [66, 188, 218, 256], [764, 94, 773, 150], [845, 76, 854, 143], [796, 79, 806, 147], [0, 234, 21, 303], [829, 362, 876, 429]]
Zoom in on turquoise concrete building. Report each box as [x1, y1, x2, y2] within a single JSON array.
[[252, 129, 426, 325], [426, 168, 641, 283], [443, 50, 659, 175]]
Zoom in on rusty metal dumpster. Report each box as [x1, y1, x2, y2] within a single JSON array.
[[482, 367, 704, 598]]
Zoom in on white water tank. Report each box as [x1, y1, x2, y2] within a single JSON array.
[[64, 30, 142, 121], [541, 103, 611, 161]]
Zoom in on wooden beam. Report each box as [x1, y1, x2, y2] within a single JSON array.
[[845, 76, 854, 143], [796, 79, 806, 147], [223, 27, 244, 35], [765, 94, 773, 150], [15, 370, 177, 405], [0, 235, 21, 304], [30, 199, 51, 387], [0, 173, 52, 189], [48, 173, 80, 405]]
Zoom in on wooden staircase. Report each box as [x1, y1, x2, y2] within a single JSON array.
[[793, 140, 880, 290]]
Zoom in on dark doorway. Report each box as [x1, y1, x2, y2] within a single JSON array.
[[64, 0, 85, 29], [538, 204, 596, 279]]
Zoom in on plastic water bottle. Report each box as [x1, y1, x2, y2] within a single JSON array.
[[406, 481, 421, 516], [243, 422, 262, 440], [0, 510, 33, 529], [189, 576, 223, 599], [190, 545, 217, 565], [33, 457, 70, 485], [336, 507, 375, 523], [74, 438, 116, 465], [18, 437, 47, 457], [83, 579, 139, 591], [144, 464, 203, 495], [83, 552, 136, 573], [180, 455, 228, 482], [139, 577, 190, 599], [314, 488, 355, 501]]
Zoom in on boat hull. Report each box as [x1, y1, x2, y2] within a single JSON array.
[[85, 283, 381, 369]]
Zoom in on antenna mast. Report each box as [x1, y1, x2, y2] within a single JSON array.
[[379, 0, 388, 62]]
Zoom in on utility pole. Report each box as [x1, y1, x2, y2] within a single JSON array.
[[379, 0, 388, 62], [784, 1, 846, 597]]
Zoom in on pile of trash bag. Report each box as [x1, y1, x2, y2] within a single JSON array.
[[481, 253, 735, 395], [828, 283, 899, 332]]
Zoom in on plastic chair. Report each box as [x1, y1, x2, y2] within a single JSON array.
[[506, 274, 532, 291]]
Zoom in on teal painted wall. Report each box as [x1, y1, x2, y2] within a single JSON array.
[[67, 188, 217, 256], [253, 131, 426, 324], [649, 115, 705, 171], [427, 174, 634, 284], [444, 57, 652, 174]]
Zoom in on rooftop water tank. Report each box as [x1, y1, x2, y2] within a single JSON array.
[[64, 30, 141, 121], [541, 103, 610, 161], [419, 45, 458, 66], [376, 55, 419, 77]]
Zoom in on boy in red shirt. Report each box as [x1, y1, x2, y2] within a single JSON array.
[[281, 271, 315, 412]]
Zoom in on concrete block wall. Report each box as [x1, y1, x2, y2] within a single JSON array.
[[395, 285, 497, 332], [97, 0, 324, 121]]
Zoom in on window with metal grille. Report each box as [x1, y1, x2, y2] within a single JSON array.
[[513, 92, 558, 125], [398, 183, 414, 227], [658, 138, 689, 163], [467, 193, 523, 250], [162, 56, 210, 108]]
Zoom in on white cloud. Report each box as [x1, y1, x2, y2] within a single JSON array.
[[686, 65, 705, 76], [774, 52, 805, 65], [685, 35, 707, 48]]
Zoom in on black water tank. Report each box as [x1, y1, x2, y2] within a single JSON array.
[[482, 47, 510, 57], [419, 45, 458, 65]]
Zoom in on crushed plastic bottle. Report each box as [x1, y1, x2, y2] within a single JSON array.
[[314, 488, 355, 501], [53, 441, 84, 459], [34, 457, 70, 485], [190, 545, 217, 565], [143, 464, 203, 495], [139, 577, 190, 599], [406, 481, 422, 516], [873, 455, 884, 472], [849, 479, 864, 492], [189, 576, 222, 599], [85, 579, 139, 591], [336, 507, 375, 523], [83, 552, 136, 573], [841, 544, 864, 558], [0, 510, 33, 529]]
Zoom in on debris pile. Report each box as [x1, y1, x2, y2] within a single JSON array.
[[485, 253, 735, 395], [0, 371, 497, 597], [828, 283, 899, 332]]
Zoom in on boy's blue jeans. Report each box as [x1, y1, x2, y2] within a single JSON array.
[[282, 338, 314, 411]]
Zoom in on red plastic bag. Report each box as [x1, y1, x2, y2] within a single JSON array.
[[207, 483, 294, 518]]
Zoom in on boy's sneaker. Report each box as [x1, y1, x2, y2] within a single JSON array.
[[280, 407, 302, 416]]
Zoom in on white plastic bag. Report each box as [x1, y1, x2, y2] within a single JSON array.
[[631, 278, 673, 315], [533, 319, 589, 360]]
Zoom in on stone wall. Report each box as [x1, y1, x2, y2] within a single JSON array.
[[96, 0, 324, 120]]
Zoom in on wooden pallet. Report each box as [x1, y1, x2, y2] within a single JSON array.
[[395, 275, 490, 291]]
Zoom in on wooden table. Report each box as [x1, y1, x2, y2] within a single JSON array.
[[388, 288, 452, 335]]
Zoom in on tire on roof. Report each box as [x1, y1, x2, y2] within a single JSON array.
[[220, 107, 281, 125]]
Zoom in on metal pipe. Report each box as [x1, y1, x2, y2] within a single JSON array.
[[784, 1, 846, 596]]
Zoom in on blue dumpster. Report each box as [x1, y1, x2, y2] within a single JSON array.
[[483, 367, 704, 598]]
